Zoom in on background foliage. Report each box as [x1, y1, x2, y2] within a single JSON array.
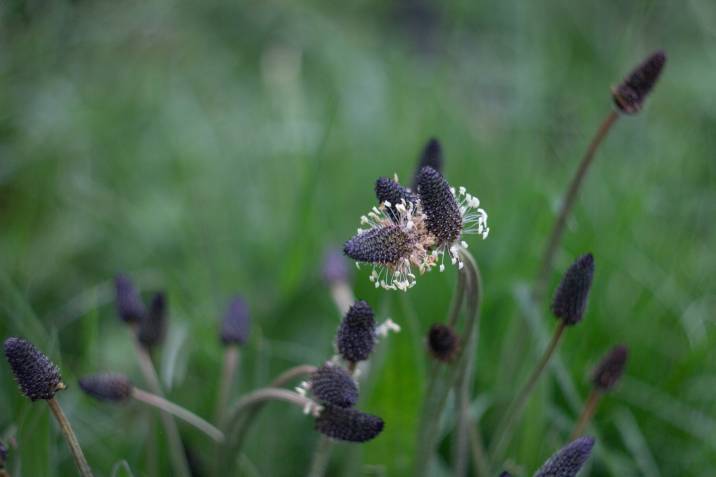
[[1, 0, 715, 475]]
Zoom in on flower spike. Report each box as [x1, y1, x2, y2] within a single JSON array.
[[4, 337, 64, 401], [310, 364, 359, 408], [551, 253, 595, 325], [534, 436, 595, 477], [79, 373, 133, 402], [336, 301, 376, 363], [315, 405, 384, 442], [592, 345, 628, 392], [220, 296, 251, 346], [613, 50, 666, 115]]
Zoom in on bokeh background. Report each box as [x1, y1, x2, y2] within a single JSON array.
[[1, 0, 715, 475]]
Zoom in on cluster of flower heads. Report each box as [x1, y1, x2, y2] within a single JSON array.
[[344, 163, 489, 291], [114, 274, 168, 350]]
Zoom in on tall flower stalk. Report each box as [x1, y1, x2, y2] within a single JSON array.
[[216, 297, 251, 424]]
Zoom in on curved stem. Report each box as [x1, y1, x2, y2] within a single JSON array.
[[215, 346, 239, 424], [132, 388, 225, 443], [307, 435, 334, 477], [47, 398, 93, 477], [270, 364, 317, 388], [489, 320, 567, 464], [534, 111, 619, 300], [570, 389, 601, 440]]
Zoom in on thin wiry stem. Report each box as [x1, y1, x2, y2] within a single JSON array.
[[570, 389, 601, 440], [307, 435, 334, 477], [534, 111, 619, 300], [468, 418, 490, 477], [270, 364, 317, 388], [330, 281, 355, 316], [215, 346, 240, 424], [489, 320, 567, 464], [47, 398, 93, 477], [132, 388, 225, 443]]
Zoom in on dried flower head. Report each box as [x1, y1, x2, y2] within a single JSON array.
[[114, 274, 146, 324], [592, 345, 628, 392], [3, 337, 64, 401], [138, 292, 168, 349], [551, 253, 595, 325], [534, 436, 595, 477], [336, 300, 376, 363], [310, 363, 359, 408], [427, 323, 459, 362], [344, 165, 488, 291], [315, 405, 384, 442], [612, 50, 666, 114], [322, 247, 350, 285], [220, 296, 251, 346], [79, 373, 133, 402]]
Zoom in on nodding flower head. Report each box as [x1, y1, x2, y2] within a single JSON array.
[[310, 363, 359, 408], [592, 345, 628, 392], [336, 300, 376, 363], [138, 292, 168, 349], [114, 274, 146, 324], [79, 373, 133, 402], [427, 324, 459, 362], [220, 296, 251, 346], [375, 177, 418, 223], [315, 404, 384, 442], [551, 253, 595, 325], [322, 247, 350, 285], [534, 436, 595, 477], [3, 337, 63, 401], [613, 50, 666, 115]]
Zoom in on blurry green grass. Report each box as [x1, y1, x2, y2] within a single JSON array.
[[1, 0, 715, 475]]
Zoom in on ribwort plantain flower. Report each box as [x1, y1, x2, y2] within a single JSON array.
[[336, 301, 376, 363], [344, 164, 488, 291], [414, 138, 443, 182], [592, 345, 628, 392], [309, 363, 359, 408], [138, 292, 168, 349], [427, 323, 459, 362], [220, 296, 251, 346], [315, 404, 384, 442], [534, 436, 595, 477], [114, 274, 147, 324], [4, 337, 64, 401], [79, 373, 133, 402], [551, 254, 595, 325], [322, 248, 350, 285], [612, 50, 666, 115]]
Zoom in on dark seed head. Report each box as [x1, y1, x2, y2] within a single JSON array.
[[343, 225, 413, 265], [416, 166, 462, 244], [114, 274, 146, 324], [534, 436, 595, 477], [322, 247, 350, 285], [138, 292, 168, 349], [3, 337, 63, 401], [592, 345, 628, 392], [427, 324, 459, 362], [315, 405, 384, 442], [613, 50, 666, 115], [220, 296, 251, 346], [416, 138, 443, 177], [336, 300, 376, 363], [310, 364, 359, 408], [79, 373, 133, 402], [375, 177, 418, 223], [551, 254, 595, 326]]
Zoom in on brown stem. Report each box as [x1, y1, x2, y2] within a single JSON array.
[[47, 398, 93, 477], [534, 111, 619, 300], [215, 346, 239, 424], [570, 389, 602, 440]]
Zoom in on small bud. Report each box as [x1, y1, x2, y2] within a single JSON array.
[[322, 248, 350, 285], [534, 436, 595, 477], [3, 337, 63, 401], [375, 177, 418, 223], [220, 297, 251, 346], [336, 301, 376, 363], [310, 364, 359, 408], [427, 324, 459, 362], [114, 274, 146, 324], [416, 166, 462, 244], [137, 292, 168, 349], [612, 50, 666, 114], [592, 345, 628, 392], [551, 254, 595, 325], [79, 373, 133, 402], [343, 225, 413, 265], [315, 405, 384, 442]]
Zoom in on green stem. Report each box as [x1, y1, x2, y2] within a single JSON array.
[[307, 435, 334, 477], [570, 389, 601, 440], [47, 398, 93, 477], [215, 346, 239, 425]]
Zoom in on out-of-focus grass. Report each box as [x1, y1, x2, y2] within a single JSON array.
[[1, 0, 715, 475]]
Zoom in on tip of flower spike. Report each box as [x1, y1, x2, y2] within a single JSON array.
[[413, 138, 444, 188], [416, 166, 462, 244], [138, 291, 168, 349], [343, 225, 412, 265], [220, 296, 251, 346], [3, 337, 63, 401], [79, 373, 133, 402], [375, 177, 418, 224], [534, 436, 595, 477], [337, 301, 376, 363], [114, 274, 146, 324], [322, 247, 350, 285], [592, 345, 628, 392], [551, 253, 595, 325], [427, 324, 459, 362], [310, 363, 359, 408], [315, 405, 384, 442], [613, 50, 666, 114]]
